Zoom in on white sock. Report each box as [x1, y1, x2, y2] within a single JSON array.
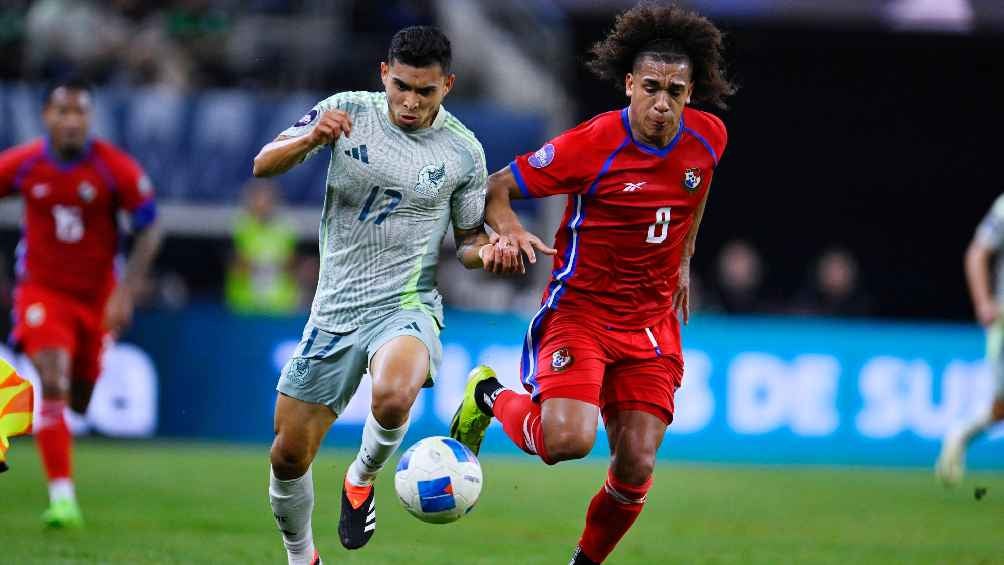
[[347, 412, 409, 487], [269, 466, 316, 565], [48, 478, 76, 504], [960, 413, 994, 446]]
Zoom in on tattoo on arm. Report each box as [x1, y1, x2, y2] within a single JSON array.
[[454, 225, 490, 265]]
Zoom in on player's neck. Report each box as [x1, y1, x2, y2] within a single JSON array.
[[630, 120, 679, 149], [630, 123, 678, 149]]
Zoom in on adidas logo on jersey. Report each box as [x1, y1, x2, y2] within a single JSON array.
[[344, 145, 369, 164], [623, 181, 646, 192]]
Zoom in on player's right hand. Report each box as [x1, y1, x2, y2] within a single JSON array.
[[500, 228, 556, 266], [976, 299, 999, 327], [307, 109, 353, 146]]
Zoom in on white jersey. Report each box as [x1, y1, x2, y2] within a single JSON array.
[[975, 194, 1004, 302], [281, 91, 487, 332]]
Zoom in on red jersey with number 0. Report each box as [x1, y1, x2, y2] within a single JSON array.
[[511, 107, 727, 331], [0, 139, 157, 303]]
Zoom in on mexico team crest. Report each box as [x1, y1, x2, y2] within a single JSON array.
[[287, 358, 310, 386], [551, 347, 573, 371], [682, 167, 702, 192], [415, 163, 447, 197]]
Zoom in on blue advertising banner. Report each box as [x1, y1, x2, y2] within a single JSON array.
[[130, 306, 1002, 468]]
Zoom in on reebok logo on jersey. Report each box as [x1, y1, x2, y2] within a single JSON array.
[[343, 145, 369, 164], [31, 184, 49, 199], [623, 181, 647, 192]]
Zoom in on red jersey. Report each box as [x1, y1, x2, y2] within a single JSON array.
[[0, 138, 157, 303], [511, 107, 727, 330]]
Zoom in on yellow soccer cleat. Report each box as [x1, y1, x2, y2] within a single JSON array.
[[449, 365, 498, 455], [0, 357, 34, 473]]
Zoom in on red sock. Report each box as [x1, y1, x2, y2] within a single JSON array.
[[35, 400, 72, 481], [578, 471, 652, 563], [491, 390, 552, 464]]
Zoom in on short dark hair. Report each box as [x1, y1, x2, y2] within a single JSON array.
[[587, 2, 737, 109], [388, 26, 452, 73], [42, 75, 94, 105]]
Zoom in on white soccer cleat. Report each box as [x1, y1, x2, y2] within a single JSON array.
[[935, 432, 966, 487]]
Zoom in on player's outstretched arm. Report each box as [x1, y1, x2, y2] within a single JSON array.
[[454, 226, 521, 273], [484, 167, 555, 266], [252, 109, 353, 177], [965, 237, 997, 326]]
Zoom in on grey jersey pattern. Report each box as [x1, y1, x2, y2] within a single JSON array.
[[281, 91, 487, 332]]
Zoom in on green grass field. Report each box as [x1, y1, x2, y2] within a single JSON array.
[[2, 439, 1001, 564]]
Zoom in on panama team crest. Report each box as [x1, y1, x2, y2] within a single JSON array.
[[78, 181, 96, 203], [551, 347, 573, 371], [415, 163, 447, 197], [682, 167, 702, 192]]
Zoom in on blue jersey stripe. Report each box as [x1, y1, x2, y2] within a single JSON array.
[[509, 160, 532, 199], [620, 108, 685, 157], [683, 126, 720, 165]]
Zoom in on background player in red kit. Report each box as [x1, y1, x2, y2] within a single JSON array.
[[0, 77, 162, 527], [450, 4, 735, 563]]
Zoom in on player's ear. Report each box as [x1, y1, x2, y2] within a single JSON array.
[[380, 61, 390, 86], [443, 73, 456, 97], [624, 73, 634, 97]]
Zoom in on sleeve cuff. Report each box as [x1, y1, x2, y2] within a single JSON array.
[[131, 199, 158, 231], [509, 160, 532, 199]]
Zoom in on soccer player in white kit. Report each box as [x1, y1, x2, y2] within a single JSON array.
[[936, 195, 1004, 485], [252, 26, 518, 563]]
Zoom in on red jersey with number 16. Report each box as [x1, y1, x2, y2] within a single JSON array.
[[0, 138, 157, 303], [511, 107, 727, 331]]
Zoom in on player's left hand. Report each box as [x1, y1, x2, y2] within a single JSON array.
[[673, 259, 691, 325], [104, 286, 135, 337]]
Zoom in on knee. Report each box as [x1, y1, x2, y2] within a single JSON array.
[[38, 369, 68, 399], [611, 449, 656, 486], [371, 386, 416, 426], [544, 428, 595, 463], [270, 436, 312, 479]]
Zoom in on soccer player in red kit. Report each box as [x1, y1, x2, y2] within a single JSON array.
[[450, 4, 735, 563], [0, 77, 162, 527]]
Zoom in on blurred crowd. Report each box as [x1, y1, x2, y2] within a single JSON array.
[[0, 0, 438, 91]]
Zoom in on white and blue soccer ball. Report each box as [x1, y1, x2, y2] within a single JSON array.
[[394, 436, 483, 524]]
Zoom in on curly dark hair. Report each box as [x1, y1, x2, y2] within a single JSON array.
[[587, 2, 736, 109], [388, 26, 452, 73]]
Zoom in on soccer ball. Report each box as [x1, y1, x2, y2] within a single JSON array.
[[394, 436, 483, 524]]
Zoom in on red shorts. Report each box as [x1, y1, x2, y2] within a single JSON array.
[[519, 307, 684, 425], [10, 284, 108, 383]]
